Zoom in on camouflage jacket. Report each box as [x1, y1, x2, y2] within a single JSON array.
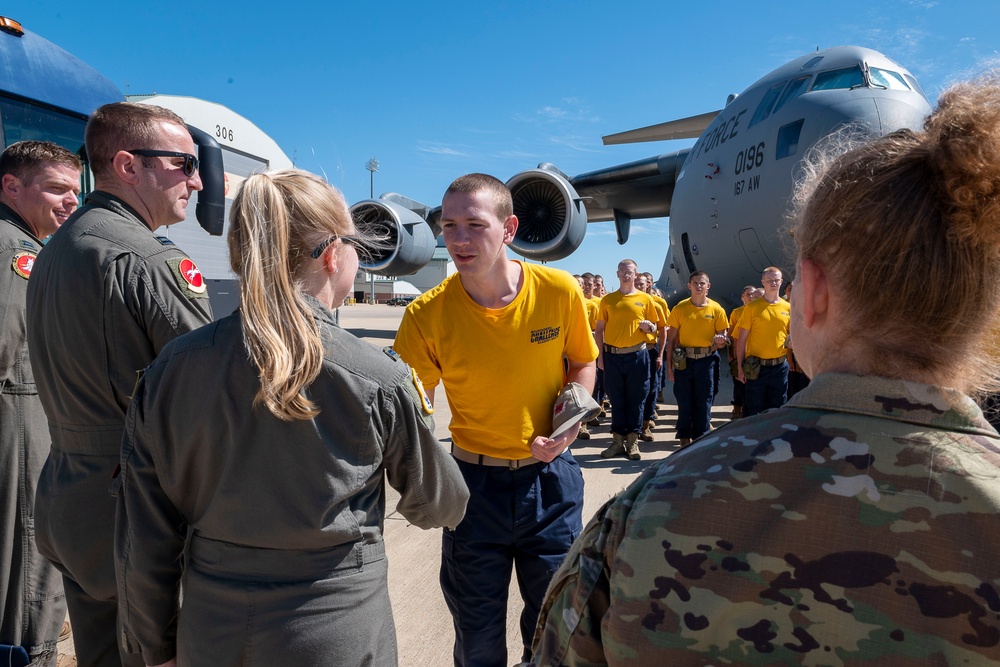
[[532, 373, 1000, 666]]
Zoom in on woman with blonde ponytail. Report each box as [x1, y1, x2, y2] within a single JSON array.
[[114, 170, 468, 667], [534, 74, 1000, 664]]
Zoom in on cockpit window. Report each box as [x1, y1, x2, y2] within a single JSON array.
[[811, 66, 865, 91], [749, 82, 785, 129], [801, 56, 824, 70], [773, 76, 811, 113], [869, 67, 911, 91], [903, 73, 926, 98]]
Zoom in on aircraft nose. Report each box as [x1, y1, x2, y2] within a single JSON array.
[[874, 96, 933, 135]]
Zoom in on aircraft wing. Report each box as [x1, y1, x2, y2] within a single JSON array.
[[602, 110, 721, 145], [568, 149, 690, 223]]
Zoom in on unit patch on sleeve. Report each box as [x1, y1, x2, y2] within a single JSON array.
[[11, 251, 36, 279], [411, 368, 434, 415], [166, 256, 208, 298]]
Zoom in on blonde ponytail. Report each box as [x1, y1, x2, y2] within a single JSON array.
[[228, 170, 354, 420]]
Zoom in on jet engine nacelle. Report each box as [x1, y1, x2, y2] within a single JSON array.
[[505, 166, 588, 261], [349, 198, 436, 276]]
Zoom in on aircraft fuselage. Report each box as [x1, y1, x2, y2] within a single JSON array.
[[661, 46, 932, 308]]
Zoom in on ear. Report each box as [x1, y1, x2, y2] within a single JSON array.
[[2, 173, 20, 198], [797, 258, 828, 328], [502, 215, 518, 245], [320, 243, 339, 275], [112, 150, 142, 185]]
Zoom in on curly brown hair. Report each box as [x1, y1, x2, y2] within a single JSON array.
[[788, 72, 1000, 394]]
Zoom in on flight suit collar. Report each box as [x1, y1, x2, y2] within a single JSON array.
[[0, 200, 41, 243], [85, 190, 154, 231], [300, 292, 338, 327], [787, 372, 995, 436]]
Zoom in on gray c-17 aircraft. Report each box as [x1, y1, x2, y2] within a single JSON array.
[[350, 45, 933, 309]]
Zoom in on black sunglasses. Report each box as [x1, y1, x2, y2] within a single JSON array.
[[128, 149, 200, 177], [311, 235, 366, 259]]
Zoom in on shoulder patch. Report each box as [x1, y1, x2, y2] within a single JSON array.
[[411, 368, 434, 415], [383, 346, 402, 362], [11, 251, 35, 279], [155, 235, 176, 246], [165, 256, 208, 298]]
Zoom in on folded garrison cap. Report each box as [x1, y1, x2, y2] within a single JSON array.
[[550, 382, 601, 440]]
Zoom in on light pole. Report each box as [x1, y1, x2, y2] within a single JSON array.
[[366, 157, 379, 198], [365, 157, 379, 303]]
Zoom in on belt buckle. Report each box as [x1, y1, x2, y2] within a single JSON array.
[[508, 459, 518, 470]]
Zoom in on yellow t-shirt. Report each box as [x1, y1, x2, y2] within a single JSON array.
[[598, 291, 661, 348], [667, 298, 728, 348], [737, 297, 791, 359], [393, 262, 598, 459], [729, 304, 746, 338], [584, 298, 599, 331], [645, 295, 670, 345]]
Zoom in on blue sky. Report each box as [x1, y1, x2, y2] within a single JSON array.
[[13, 1, 999, 281]]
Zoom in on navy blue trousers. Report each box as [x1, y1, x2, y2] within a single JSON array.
[[744, 361, 788, 416], [642, 347, 661, 421], [440, 450, 584, 667], [592, 367, 605, 404], [603, 349, 649, 436], [672, 354, 718, 439]]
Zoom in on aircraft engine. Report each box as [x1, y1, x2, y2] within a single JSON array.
[[349, 199, 436, 276], [505, 167, 588, 261]]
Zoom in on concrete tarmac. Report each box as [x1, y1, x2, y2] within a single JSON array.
[[55, 303, 739, 666]]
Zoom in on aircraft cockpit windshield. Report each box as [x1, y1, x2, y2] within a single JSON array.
[[808, 64, 914, 94], [869, 67, 912, 91], [811, 66, 865, 91], [748, 75, 812, 129]]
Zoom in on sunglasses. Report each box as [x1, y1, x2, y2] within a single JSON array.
[[128, 149, 200, 177], [311, 235, 366, 259]]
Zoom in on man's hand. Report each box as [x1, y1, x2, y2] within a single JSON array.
[[638, 319, 655, 334], [530, 425, 577, 462]]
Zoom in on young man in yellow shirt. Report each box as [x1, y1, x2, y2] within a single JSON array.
[[727, 285, 757, 419], [635, 272, 668, 441], [394, 173, 597, 667], [595, 259, 661, 459], [736, 266, 791, 416], [666, 271, 729, 447]]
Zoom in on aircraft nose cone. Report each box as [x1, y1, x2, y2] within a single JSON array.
[[874, 95, 934, 134]]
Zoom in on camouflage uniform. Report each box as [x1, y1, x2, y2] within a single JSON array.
[[533, 372, 1000, 666]]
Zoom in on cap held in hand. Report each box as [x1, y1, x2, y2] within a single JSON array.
[[550, 382, 601, 440]]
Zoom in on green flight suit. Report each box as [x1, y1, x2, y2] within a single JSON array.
[[0, 202, 63, 666], [26, 192, 213, 667]]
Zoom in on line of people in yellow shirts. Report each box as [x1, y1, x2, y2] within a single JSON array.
[[574, 264, 801, 455]]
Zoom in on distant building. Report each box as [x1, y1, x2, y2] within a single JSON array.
[[352, 237, 453, 303]]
